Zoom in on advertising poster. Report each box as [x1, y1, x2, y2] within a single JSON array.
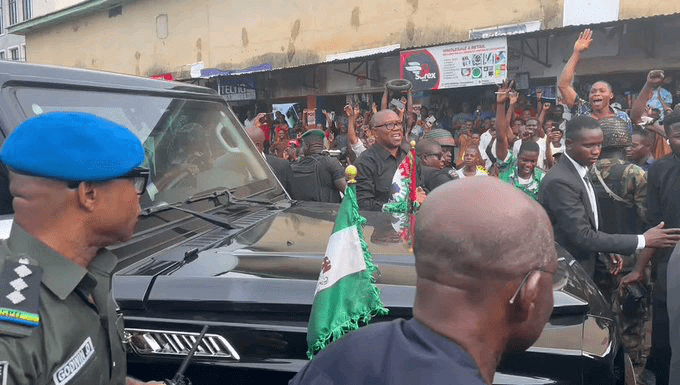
[[400, 37, 507, 91]]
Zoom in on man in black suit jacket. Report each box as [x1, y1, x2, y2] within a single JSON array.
[[538, 115, 680, 277], [245, 115, 293, 195]]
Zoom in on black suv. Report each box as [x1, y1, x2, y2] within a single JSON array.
[[0, 61, 626, 384]]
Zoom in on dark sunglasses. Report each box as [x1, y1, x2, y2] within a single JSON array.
[[67, 167, 150, 195]]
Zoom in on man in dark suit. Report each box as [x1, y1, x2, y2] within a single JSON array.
[[245, 115, 293, 194], [538, 115, 680, 278]]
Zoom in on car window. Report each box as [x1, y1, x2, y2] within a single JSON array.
[[11, 86, 282, 207]]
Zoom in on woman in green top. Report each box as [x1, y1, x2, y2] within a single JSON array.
[[495, 80, 545, 200]]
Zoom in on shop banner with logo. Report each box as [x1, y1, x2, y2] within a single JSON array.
[[219, 77, 257, 101], [400, 37, 507, 91]]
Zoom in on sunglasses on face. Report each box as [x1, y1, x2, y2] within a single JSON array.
[[67, 167, 150, 195]]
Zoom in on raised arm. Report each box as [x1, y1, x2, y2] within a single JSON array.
[[381, 86, 389, 110], [495, 80, 513, 162], [558, 29, 593, 108], [537, 102, 550, 138], [631, 70, 665, 123], [506, 91, 517, 125], [536, 88, 544, 117], [544, 132, 554, 170], [345, 104, 358, 145], [406, 89, 414, 129]]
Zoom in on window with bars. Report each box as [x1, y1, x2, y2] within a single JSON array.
[[22, 0, 30, 20], [10, 47, 18, 61], [8, 0, 18, 25], [0, 52, 5, 60], [0, 2, 4, 33]]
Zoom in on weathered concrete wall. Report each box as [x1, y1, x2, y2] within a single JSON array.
[[618, 0, 680, 20], [24, 0, 565, 76]]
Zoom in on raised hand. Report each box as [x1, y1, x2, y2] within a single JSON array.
[[509, 91, 519, 105], [573, 29, 593, 53], [344, 104, 353, 117], [496, 79, 514, 104], [536, 88, 543, 101], [254, 112, 267, 129]]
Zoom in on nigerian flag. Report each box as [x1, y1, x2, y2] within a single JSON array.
[[306, 175, 388, 359]]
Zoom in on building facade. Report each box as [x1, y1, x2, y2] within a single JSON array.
[[8, 0, 680, 119], [0, 0, 30, 61]]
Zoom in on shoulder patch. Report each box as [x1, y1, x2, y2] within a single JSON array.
[[0, 258, 42, 330]]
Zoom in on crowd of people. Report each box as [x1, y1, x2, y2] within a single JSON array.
[[246, 28, 680, 385]]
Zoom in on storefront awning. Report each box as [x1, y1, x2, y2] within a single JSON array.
[[200, 63, 273, 78]]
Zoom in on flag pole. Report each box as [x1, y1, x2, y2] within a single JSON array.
[[306, 165, 388, 359]]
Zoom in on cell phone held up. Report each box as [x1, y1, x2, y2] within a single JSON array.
[[306, 109, 316, 127]]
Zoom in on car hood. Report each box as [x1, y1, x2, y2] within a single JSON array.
[[113, 201, 611, 318]]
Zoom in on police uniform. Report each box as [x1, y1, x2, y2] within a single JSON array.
[[290, 130, 345, 203], [0, 225, 127, 384], [0, 112, 145, 385]]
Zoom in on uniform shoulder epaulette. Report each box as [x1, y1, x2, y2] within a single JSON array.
[[0, 256, 42, 337]]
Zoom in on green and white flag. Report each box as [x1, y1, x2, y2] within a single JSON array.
[[306, 183, 388, 359]]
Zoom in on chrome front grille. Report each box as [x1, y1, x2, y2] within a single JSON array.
[[126, 328, 240, 360]]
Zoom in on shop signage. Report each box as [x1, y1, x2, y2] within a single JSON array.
[[219, 77, 256, 101], [400, 37, 507, 91], [469, 21, 541, 40]]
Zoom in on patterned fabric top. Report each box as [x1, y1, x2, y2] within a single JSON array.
[[573, 97, 633, 134], [498, 152, 544, 201]]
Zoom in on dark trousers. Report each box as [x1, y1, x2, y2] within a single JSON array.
[[647, 251, 671, 385]]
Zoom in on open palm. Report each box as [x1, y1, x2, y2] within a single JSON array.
[[574, 29, 593, 53]]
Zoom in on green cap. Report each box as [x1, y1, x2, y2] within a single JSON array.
[[301, 129, 326, 139]]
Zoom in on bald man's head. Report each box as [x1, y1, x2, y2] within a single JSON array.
[[369, 109, 398, 128], [245, 125, 265, 153], [414, 177, 555, 285]]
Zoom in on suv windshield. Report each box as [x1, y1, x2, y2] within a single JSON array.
[[11, 86, 284, 208]]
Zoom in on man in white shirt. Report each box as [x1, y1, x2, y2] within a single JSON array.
[[538, 115, 680, 277]]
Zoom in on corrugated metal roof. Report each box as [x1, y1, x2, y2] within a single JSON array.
[[199, 63, 274, 78], [325, 44, 400, 63], [399, 12, 680, 53]]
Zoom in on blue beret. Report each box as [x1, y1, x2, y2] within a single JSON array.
[[0, 112, 144, 181]]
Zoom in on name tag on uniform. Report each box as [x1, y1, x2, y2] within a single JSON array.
[[53, 337, 95, 385], [0, 361, 8, 385]]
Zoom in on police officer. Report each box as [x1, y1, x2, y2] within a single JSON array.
[[290, 129, 346, 203], [0, 112, 159, 384]]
